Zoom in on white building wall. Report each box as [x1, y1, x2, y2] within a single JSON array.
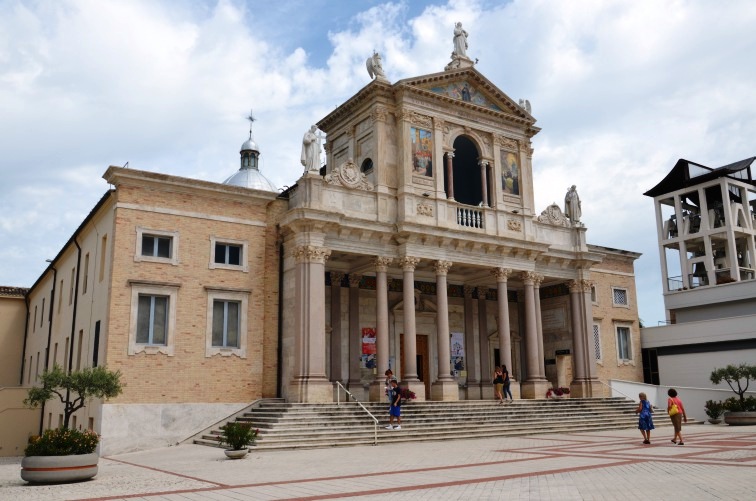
[[657, 349, 756, 389]]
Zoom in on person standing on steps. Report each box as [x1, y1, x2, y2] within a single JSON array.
[[385, 380, 402, 430], [493, 366, 505, 404], [636, 392, 655, 444], [667, 388, 687, 445], [384, 369, 397, 403], [502, 365, 513, 402]]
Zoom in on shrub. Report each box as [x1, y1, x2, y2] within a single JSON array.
[[710, 364, 756, 412], [219, 422, 258, 451], [25, 428, 99, 457], [399, 388, 416, 401], [722, 396, 756, 413], [704, 400, 725, 419]]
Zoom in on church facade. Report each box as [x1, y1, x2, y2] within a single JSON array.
[[10, 43, 644, 455]]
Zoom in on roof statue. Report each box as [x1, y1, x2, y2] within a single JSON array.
[[301, 125, 323, 173], [564, 185, 582, 225], [445, 22, 475, 71], [519, 99, 532, 114], [366, 51, 387, 81]]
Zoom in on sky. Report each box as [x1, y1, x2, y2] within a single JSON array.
[[2, 0, 755, 327]]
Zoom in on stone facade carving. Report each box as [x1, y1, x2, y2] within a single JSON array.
[[491, 267, 512, 282], [294, 245, 331, 264], [507, 219, 522, 232], [520, 271, 538, 285], [497, 135, 519, 151], [370, 105, 388, 123], [324, 159, 374, 191], [417, 203, 433, 217], [537, 203, 570, 227], [433, 260, 452, 276], [433, 117, 445, 129], [398, 256, 421, 271], [374, 256, 393, 272]]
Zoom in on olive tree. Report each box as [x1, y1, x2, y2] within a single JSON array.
[[24, 365, 123, 429], [710, 363, 756, 412]]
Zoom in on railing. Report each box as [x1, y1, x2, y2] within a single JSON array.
[[335, 381, 378, 446], [666, 276, 683, 291], [456, 206, 484, 229], [596, 379, 637, 402]]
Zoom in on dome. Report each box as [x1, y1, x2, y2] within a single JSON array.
[[223, 168, 277, 191], [240, 138, 259, 152]]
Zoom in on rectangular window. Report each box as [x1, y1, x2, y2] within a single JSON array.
[[76, 330, 83, 371], [69, 267, 75, 305], [214, 243, 242, 266], [93, 321, 100, 367], [33, 306, 37, 333], [136, 295, 169, 345], [53, 342, 58, 368], [141, 235, 172, 258], [64, 337, 69, 371], [83, 253, 90, 294], [58, 280, 63, 313], [592, 323, 602, 361], [212, 300, 240, 348], [41, 298, 45, 327], [590, 285, 597, 304], [612, 287, 628, 306], [617, 326, 631, 361], [99, 235, 107, 282]]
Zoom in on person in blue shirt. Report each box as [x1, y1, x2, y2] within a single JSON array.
[[636, 392, 655, 444], [385, 380, 402, 430]]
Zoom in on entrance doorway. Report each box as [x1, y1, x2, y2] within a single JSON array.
[[400, 334, 430, 399]]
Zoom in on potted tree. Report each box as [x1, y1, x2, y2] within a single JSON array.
[[219, 421, 258, 459], [22, 364, 123, 483], [710, 363, 756, 426], [704, 400, 725, 424]]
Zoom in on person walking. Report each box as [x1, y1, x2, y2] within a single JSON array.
[[636, 392, 655, 444], [502, 365, 513, 402], [385, 380, 402, 430], [667, 388, 687, 445], [493, 366, 505, 404]]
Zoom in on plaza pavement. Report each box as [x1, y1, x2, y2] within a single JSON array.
[[1, 424, 754, 500]]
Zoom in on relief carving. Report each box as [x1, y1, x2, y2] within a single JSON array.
[[417, 203, 434, 217], [507, 219, 522, 232], [537, 203, 570, 227], [371, 105, 388, 123], [294, 246, 331, 264], [497, 135, 519, 151], [324, 158, 374, 191]]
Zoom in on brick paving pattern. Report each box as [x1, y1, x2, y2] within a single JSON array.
[[1, 426, 754, 500]]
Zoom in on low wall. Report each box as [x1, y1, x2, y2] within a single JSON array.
[[0, 387, 41, 457], [608, 379, 756, 422], [100, 402, 248, 456]]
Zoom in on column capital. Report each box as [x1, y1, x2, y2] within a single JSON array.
[[330, 272, 345, 286], [476, 286, 488, 299], [433, 260, 453, 276], [491, 267, 512, 282], [398, 256, 421, 271], [532, 273, 544, 288], [463, 285, 475, 298], [568, 279, 592, 293], [478, 159, 489, 167], [446, 151, 455, 158], [348, 273, 362, 288], [374, 256, 393, 272], [294, 245, 331, 264], [520, 271, 538, 285]]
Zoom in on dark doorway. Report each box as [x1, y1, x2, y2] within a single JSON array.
[[447, 136, 482, 206]]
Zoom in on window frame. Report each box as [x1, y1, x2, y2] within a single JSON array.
[[134, 227, 179, 265], [611, 286, 629, 308], [614, 323, 634, 365], [128, 282, 179, 356], [205, 288, 249, 358], [209, 237, 248, 272], [592, 322, 603, 364]]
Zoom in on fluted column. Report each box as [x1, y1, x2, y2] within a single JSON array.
[[463, 285, 479, 397], [446, 152, 455, 200], [399, 256, 420, 381], [347, 273, 362, 391], [492, 268, 513, 375], [369, 258, 392, 401], [533, 274, 545, 379], [329, 272, 344, 382], [476, 287, 491, 397], [568, 280, 587, 382], [569, 279, 597, 397], [292, 245, 332, 402], [519, 271, 550, 399], [479, 160, 489, 207], [434, 261, 453, 381]]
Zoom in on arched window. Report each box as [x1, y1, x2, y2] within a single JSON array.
[[361, 158, 374, 174]]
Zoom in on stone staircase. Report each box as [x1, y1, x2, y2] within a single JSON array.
[[193, 397, 644, 451]]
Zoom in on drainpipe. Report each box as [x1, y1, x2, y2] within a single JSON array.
[[64, 239, 82, 429], [20, 294, 30, 385], [276, 238, 284, 399], [38, 264, 57, 435]]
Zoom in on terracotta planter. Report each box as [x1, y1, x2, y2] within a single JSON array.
[[21, 453, 98, 483], [723, 411, 756, 426], [224, 449, 249, 459]]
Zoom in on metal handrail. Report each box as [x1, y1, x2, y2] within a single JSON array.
[[335, 381, 378, 445], [596, 379, 637, 402]]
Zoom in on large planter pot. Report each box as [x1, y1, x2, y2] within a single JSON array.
[[224, 449, 249, 459], [707, 418, 722, 425], [21, 453, 98, 483], [723, 411, 756, 426]]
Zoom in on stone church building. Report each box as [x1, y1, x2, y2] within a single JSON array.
[[8, 41, 643, 455]]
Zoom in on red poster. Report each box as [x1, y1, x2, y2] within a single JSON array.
[[361, 327, 376, 355]]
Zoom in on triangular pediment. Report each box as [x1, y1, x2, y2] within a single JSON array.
[[396, 67, 535, 123]]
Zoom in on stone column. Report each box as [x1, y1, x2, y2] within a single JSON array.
[[463, 285, 479, 399], [533, 274, 546, 379], [519, 271, 550, 399], [329, 272, 344, 383], [569, 279, 597, 397], [291, 245, 333, 403], [369, 258, 392, 401], [492, 268, 520, 400], [479, 160, 489, 207], [446, 152, 455, 200], [432, 260, 458, 400], [477, 286, 491, 399], [347, 273, 362, 394], [398, 256, 426, 400]]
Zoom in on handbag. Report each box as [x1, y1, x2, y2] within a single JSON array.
[[668, 403, 679, 416]]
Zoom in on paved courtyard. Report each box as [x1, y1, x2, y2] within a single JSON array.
[[1, 425, 755, 500]]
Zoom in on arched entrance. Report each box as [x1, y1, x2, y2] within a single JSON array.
[[447, 136, 482, 206]]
